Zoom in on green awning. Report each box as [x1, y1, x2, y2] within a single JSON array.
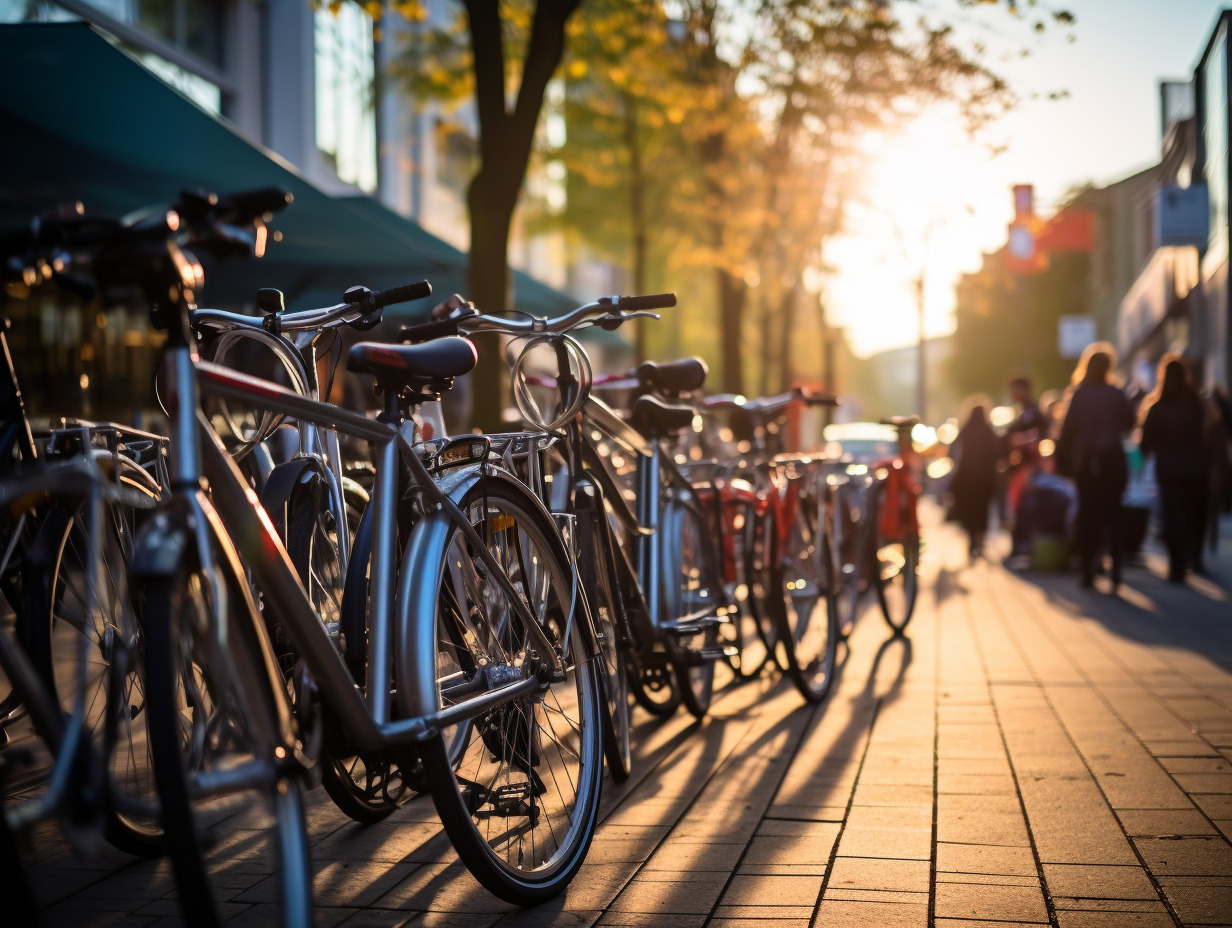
[[0, 21, 582, 321]]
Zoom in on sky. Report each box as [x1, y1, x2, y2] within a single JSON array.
[[824, 0, 1228, 358]]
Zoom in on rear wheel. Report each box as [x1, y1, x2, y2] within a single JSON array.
[[417, 481, 603, 904], [827, 484, 864, 640], [717, 497, 773, 680], [776, 493, 839, 703], [661, 492, 724, 720], [141, 522, 311, 928], [873, 484, 920, 634]]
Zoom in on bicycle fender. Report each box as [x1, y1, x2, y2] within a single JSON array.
[[259, 456, 329, 540], [131, 499, 195, 579]]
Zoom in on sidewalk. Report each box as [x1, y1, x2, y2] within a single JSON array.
[[11, 508, 1232, 927]]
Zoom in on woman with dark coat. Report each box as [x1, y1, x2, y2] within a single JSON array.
[[1056, 343, 1136, 591], [950, 402, 1000, 561], [1139, 355, 1209, 582]]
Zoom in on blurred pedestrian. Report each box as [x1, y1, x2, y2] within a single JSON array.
[[1004, 373, 1050, 551], [1055, 342, 1135, 592], [950, 400, 1000, 562], [1139, 355, 1209, 582]]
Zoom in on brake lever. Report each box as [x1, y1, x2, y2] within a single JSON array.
[[597, 310, 660, 331]]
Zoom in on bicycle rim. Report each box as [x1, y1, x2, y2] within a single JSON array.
[[719, 499, 771, 680], [587, 532, 631, 781], [420, 483, 602, 903], [661, 495, 721, 719], [143, 541, 311, 927], [47, 492, 161, 854], [876, 538, 919, 633], [778, 506, 839, 703]]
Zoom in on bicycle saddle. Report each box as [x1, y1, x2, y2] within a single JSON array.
[[631, 394, 697, 437], [346, 336, 477, 385], [637, 357, 707, 394]]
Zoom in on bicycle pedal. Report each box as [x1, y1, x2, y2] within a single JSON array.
[[676, 644, 739, 666]]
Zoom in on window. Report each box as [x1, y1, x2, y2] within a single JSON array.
[[315, 3, 378, 192], [1204, 23, 1229, 263]]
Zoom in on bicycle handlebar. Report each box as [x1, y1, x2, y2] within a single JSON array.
[[192, 280, 433, 337], [397, 292, 675, 344]]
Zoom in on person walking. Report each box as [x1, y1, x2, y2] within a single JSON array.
[[949, 401, 1000, 562], [1004, 374, 1050, 553], [1139, 355, 1209, 582], [1055, 343, 1135, 592]]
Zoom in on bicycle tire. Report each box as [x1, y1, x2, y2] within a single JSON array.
[[872, 483, 920, 634], [141, 522, 311, 928], [875, 537, 919, 633], [575, 503, 631, 781], [718, 496, 773, 680], [661, 491, 723, 720], [776, 492, 839, 703], [327, 490, 412, 822], [414, 478, 603, 904], [28, 459, 163, 855], [827, 484, 864, 640]]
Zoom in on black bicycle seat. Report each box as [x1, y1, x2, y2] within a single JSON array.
[[637, 357, 707, 394], [631, 394, 696, 437], [346, 337, 477, 385]]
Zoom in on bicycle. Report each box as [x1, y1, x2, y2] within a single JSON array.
[[866, 416, 923, 633], [399, 299, 731, 740], [117, 210, 615, 922]]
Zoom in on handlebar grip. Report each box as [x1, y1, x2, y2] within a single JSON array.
[[373, 280, 432, 309], [600, 292, 676, 311], [220, 187, 294, 220], [794, 387, 841, 407], [398, 315, 460, 343]]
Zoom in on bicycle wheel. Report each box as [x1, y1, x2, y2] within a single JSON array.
[[827, 484, 863, 640], [718, 496, 773, 680], [776, 493, 839, 703], [141, 522, 311, 928], [325, 495, 412, 823], [574, 506, 631, 781], [40, 493, 162, 856], [875, 535, 920, 634], [661, 491, 723, 720], [416, 479, 603, 904]]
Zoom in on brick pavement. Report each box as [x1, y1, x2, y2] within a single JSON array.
[[8, 509, 1232, 927]]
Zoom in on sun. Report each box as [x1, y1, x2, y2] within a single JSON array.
[[824, 107, 1013, 358]]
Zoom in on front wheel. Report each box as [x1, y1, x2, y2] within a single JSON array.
[[413, 479, 603, 904], [140, 516, 311, 928]]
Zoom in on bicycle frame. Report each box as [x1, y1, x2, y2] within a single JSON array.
[[148, 334, 573, 760]]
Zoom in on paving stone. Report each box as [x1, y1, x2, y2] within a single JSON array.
[[718, 873, 823, 908], [935, 842, 1037, 876], [605, 874, 727, 914], [1040, 863, 1158, 900], [1132, 835, 1232, 876], [934, 881, 1049, 923], [707, 905, 816, 920], [813, 898, 928, 926], [1054, 912, 1177, 928], [1157, 878, 1232, 924], [827, 856, 929, 893], [1117, 808, 1218, 836]]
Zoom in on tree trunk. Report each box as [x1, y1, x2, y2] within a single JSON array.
[[465, 169, 517, 431], [623, 92, 649, 363], [718, 268, 745, 394], [461, 0, 581, 432], [776, 281, 798, 394]]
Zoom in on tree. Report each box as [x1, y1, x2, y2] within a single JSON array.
[[393, 1, 583, 430]]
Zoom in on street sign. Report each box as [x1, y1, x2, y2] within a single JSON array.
[[1058, 314, 1097, 359]]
